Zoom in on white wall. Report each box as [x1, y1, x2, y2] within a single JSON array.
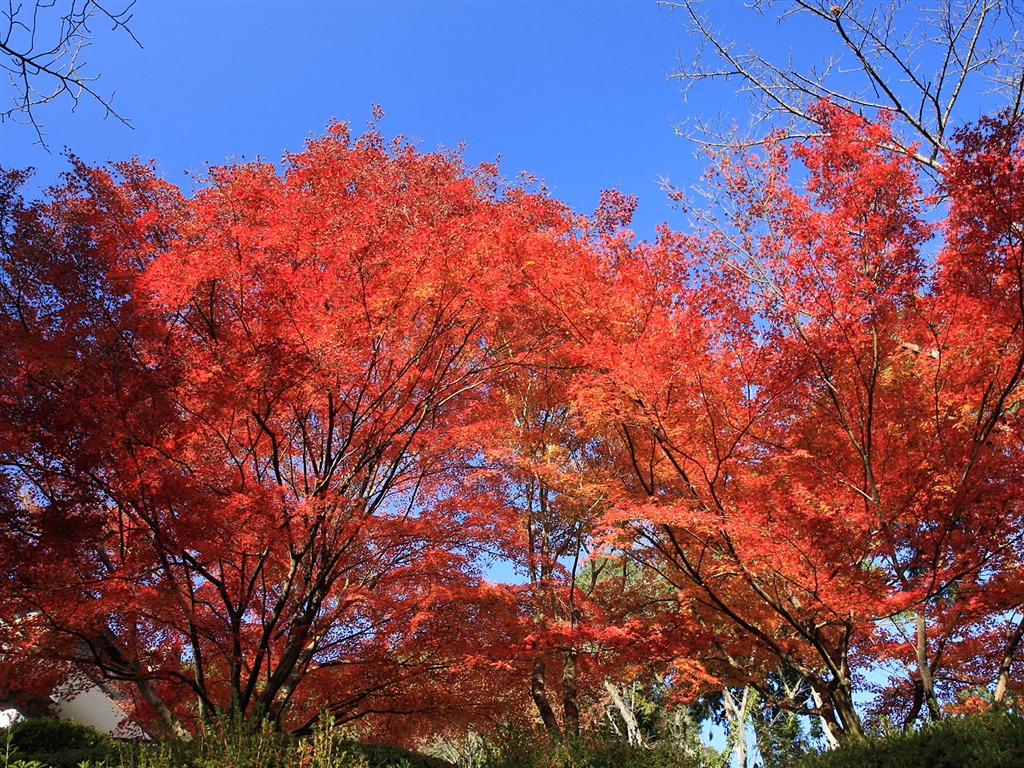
[[51, 673, 146, 739]]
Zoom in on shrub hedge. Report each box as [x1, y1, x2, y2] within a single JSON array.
[[797, 712, 1024, 768], [4, 711, 1022, 768]]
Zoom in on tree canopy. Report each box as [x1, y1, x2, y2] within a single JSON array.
[[3, 41, 1024, 762]]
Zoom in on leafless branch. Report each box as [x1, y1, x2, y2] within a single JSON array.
[[1, 0, 140, 149], [664, 0, 1024, 172]]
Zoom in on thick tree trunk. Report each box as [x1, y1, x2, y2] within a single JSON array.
[[914, 612, 942, 720], [829, 680, 867, 744], [531, 658, 561, 733], [135, 680, 191, 740], [994, 613, 1024, 706], [808, 687, 841, 749], [561, 649, 580, 737], [90, 630, 190, 740], [902, 679, 925, 731], [809, 677, 867, 747]]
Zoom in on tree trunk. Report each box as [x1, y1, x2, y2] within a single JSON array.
[[135, 680, 191, 740], [808, 685, 841, 749], [994, 612, 1024, 706], [531, 658, 560, 733], [829, 679, 867, 744], [914, 611, 942, 720], [723, 686, 751, 768], [561, 649, 580, 737], [603, 680, 644, 746], [902, 679, 925, 731], [91, 629, 190, 740]]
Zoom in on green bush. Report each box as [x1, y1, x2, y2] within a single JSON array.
[[9, 745, 112, 768], [0, 716, 718, 768], [117, 717, 291, 768], [0, 718, 114, 768], [796, 712, 1024, 768], [6, 718, 109, 753], [115, 715, 453, 768], [475, 727, 711, 768], [347, 742, 454, 768]]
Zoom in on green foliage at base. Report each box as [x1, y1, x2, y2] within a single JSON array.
[[347, 742, 454, 768], [0, 718, 114, 768], [6, 718, 109, 753], [116, 722, 711, 768], [797, 712, 1024, 768], [8, 710, 1024, 768], [0, 715, 453, 768], [117, 718, 289, 768], [116, 716, 454, 768], [466, 728, 713, 768]]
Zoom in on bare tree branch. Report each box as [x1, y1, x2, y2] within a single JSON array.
[[1, 0, 140, 149], [665, 0, 1024, 171]]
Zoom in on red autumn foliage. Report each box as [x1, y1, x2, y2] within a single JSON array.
[[553, 105, 1024, 743], [0, 125, 581, 738], [2, 106, 1024, 746]]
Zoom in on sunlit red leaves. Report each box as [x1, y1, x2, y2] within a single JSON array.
[[554, 106, 1024, 737], [3, 105, 1024, 742], [0, 125, 586, 737]]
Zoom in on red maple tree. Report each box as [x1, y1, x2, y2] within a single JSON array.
[[554, 106, 1024, 742], [0, 125, 576, 737]]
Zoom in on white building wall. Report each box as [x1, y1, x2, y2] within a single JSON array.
[[51, 673, 146, 739]]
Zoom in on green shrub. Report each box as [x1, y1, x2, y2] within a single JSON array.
[[474, 727, 712, 768], [346, 742, 454, 768], [0, 718, 114, 768], [6, 719, 108, 753], [114, 714, 449, 768], [117, 717, 291, 768], [796, 712, 1024, 768], [11, 746, 112, 768], [291, 710, 450, 768]]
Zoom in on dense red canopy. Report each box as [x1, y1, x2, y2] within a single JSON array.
[[2, 108, 1024, 744]]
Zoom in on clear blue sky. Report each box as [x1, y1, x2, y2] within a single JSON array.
[[0, 0, 763, 241], [0, 1, 1009, 239]]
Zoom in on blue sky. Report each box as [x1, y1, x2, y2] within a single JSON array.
[[1, 1, 1010, 239], [0, 1, 764, 241]]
